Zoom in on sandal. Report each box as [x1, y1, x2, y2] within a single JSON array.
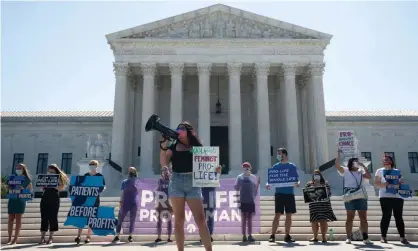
[[38, 238, 46, 245], [46, 238, 53, 244], [309, 238, 319, 242]]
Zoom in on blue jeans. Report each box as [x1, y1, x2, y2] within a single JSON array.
[[169, 173, 202, 199]]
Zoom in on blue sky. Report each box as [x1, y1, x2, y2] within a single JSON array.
[[2, 1, 418, 112]]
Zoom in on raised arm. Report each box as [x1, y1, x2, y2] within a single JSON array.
[[335, 149, 344, 173], [160, 139, 173, 168]]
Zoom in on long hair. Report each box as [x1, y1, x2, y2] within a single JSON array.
[[312, 169, 326, 184], [17, 163, 32, 181], [347, 157, 359, 171], [48, 164, 69, 187], [383, 155, 395, 168], [181, 121, 202, 147]]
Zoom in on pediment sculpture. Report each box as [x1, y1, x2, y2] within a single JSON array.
[[122, 12, 315, 39]]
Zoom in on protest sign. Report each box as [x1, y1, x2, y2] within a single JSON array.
[[337, 131, 358, 157], [64, 175, 116, 236], [398, 184, 413, 200], [6, 176, 32, 201], [303, 186, 329, 203], [267, 166, 298, 187], [383, 169, 401, 194], [36, 174, 59, 188], [192, 147, 220, 187], [122, 178, 260, 235]]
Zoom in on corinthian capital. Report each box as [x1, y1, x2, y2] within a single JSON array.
[[141, 62, 157, 76], [298, 75, 310, 88], [197, 63, 212, 75], [282, 62, 298, 77], [169, 63, 184, 76], [227, 62, 242, 76], [113, 62, 131, 76], [309, 62, 325, 76], [254, 62, 270, 76]]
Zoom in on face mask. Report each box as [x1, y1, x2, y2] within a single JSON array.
[[89, 165, 97, 172], [353, 162, 359, 168], [244, 168, 250, 173], [15, 170, 23, 175], [277, 155, 283, 162], [47, 171, 56, 175], [129, 172, 137, 178], [313, 175, 321, 181]]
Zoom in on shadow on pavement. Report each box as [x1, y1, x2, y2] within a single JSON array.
[[269, 242, 307, 248], [1, 244, 39, 250], [393, 243, 418, 249], [352, 243, 391, 250]]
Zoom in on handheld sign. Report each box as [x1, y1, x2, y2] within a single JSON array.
[[7, 176, 32, 201], [267, 166, 298, 187], [398, 184, 413, 200], [64, 175, 116, 236], [192, 147, 220, 188], [337, 131, 358, 157], [383, 169, 401, 194], [303, 186, 329, 203], [36, 174, 59, 188]]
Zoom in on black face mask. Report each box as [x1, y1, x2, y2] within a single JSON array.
[[129, 172, 137, 178]]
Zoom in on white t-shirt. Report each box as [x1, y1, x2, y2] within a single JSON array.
[[338, 166, 364, 188], [375, 167, 401, 198]]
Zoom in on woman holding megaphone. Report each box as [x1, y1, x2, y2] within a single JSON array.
[[160, 121, 219, 251]]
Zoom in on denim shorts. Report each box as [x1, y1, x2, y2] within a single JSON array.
[[344, 198, 368, 211], [169, 172, 202, 199]]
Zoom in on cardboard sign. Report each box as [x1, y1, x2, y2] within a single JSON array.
[[7, 176, 32, 201], [303, 186, 329, 203], [64, 175, 116, 236], [267, 166, 298, 187], [337, 131, 358, 157], [383, 169, 401, 194], [192, 147, 220, 187], [36, 174, 59, 188]]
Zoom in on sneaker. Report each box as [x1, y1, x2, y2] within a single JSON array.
[[247, 235, 255, 242], [284, 235, 295, 243], [268, 235, 275, 242], [84, 237, 91, 244], [380, 238, 387, 243], [322, 240, 327, 243], [309, 238, 319, 242], [75, 237, 81, 245], [242, 235, 248, 242], [155, 238, 162, 243], [345, 239, 351, 244], [128, 236, 133, 243], [401, 239, 410, 245], [363, 239, 373, 244], [112, 236, 120, 243], [167, 238, 173, 242]]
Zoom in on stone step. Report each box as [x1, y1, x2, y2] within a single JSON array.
[[2, 220, 417, 231], [1, 233, 417, 244]]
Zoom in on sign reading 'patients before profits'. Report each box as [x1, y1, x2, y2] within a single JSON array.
[[192, 146, 220, 187]]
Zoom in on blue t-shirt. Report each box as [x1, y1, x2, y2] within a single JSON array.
[[271, 162, 299, 195]]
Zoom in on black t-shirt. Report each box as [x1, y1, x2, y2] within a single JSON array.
[[170, 142, 201, 173], [84, 172, 105, 206]]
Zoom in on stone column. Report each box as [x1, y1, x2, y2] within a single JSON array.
[[227, 63, 243, 176], [197, 63, 212, 146], [140, 63, 157, 172], [310, 62, 329, 166], [306, 75, 317, 169], [169, 63, 184, 129], [126, 78, 136, 171], [254, 63, 271, 173], [282, 62, 301, 168], [111, 62, 131, 169], [299, 76, 310, 171]]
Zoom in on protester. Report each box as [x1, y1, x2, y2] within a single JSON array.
[[113, 167, 139, 243], [155, 166, 173, 243], [335, 149, 372, 244], [234, 162, 260, 242], [305, 170, 337, 243], [39, 164, 69, 244], [160, 122, 221, 251], [201, 187, 215, 243], [75, 160, 105, 244], [374, 155, 409, 244], [7, 163, 33, 245], [266, 148, 300, 243]]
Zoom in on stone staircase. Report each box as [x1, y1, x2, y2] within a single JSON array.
[[1, 196, 418, 243]]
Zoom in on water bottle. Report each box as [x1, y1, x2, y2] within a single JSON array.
[[329, 228, 334, 241]]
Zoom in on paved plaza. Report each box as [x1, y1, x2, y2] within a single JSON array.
[[1, 241, 418, 251]]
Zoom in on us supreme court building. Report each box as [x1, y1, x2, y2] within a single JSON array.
[[2, 4, 418, 194]]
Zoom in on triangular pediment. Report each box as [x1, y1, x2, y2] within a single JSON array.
[[106, 4, 332, 40]]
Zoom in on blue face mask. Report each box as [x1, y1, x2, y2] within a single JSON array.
[[277, 155, 283, 162], [15, 170, 23, 175]]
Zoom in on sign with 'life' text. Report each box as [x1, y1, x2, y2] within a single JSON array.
[[36, 174, 59, 188], [192, 146, 220, 187], [267, 165, 299, 187], [383, 169, 402, 194], [64, 175, 117, 236], [337, 131, 358, 157]]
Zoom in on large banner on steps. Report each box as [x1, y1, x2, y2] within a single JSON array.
[[64, 175, 117, 236], [121, 178, 260, 235]]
